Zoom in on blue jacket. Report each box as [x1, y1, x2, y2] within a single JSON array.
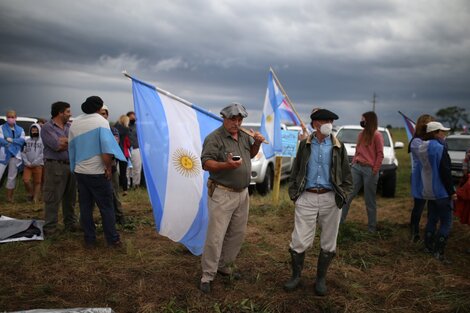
[[413, 139, 454, 200]]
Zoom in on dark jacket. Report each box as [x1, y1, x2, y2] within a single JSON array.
[[288, 133, 353, 208]]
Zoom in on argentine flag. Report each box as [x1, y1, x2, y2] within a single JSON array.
[[130, 76, 222, 255], [260, 71, 284, 159]]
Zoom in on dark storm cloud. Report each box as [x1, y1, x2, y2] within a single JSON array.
[[0, 0, 469, 126]]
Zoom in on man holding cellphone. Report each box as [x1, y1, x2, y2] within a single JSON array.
[[198, 102, 265, 294]]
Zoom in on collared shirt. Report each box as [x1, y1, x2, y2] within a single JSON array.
[[41, 119, 71, 161], [201, 125, 252, 189], [305, 135, 333, 190]]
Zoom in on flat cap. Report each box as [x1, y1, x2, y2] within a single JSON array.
[[310, 108, 339, 121], [220, 102, 248, 118]]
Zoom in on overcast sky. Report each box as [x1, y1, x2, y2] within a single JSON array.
[[1, 0, 469, 126]]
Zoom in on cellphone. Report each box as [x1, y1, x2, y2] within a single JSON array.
[[232, 156, 241, 161]]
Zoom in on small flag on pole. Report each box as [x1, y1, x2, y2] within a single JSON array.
[[127, 74, 222, 255], [260, 71, 284, 159], [398, 111, 416, 142]]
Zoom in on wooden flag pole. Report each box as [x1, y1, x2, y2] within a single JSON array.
[[272, 156, 282, 205]]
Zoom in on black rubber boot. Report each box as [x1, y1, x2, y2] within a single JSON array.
[[434, 236, 451, 264], [424, 231, 434, 254], [314, 250, 336, 296], [283, 249, 305, 291], [410, 224, 420, 243]]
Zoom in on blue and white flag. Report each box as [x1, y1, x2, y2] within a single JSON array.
[[68, 113, 126, 172], [129, 76, 222, 255], [260, 71, 284, 159]]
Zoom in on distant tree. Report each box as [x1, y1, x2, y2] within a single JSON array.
[[386, 124, 392, 129], [435, 106, 469, 130]]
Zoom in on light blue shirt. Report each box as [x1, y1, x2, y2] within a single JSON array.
[[305, 136, 333, 190]]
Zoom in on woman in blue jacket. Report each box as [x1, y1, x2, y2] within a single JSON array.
[[0, 110, 26, 202]]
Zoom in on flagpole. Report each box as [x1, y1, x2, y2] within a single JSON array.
[[270, 67, 308, 133], [123, 71, 268, 144]]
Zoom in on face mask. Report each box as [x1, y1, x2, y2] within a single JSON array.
[[7, 117, 16, 126], [129, 119, 136, 125], [360, 121, 366, 128], [31, 133, 39, 138], [320, 123, 333, 136]]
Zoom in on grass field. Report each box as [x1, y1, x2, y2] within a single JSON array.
[[1, 128, 469, 313]]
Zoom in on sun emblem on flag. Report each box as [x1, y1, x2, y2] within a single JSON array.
[[172, 148, 201, 177], [266, 114, 273, 123]]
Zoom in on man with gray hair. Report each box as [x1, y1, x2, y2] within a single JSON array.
[[199, 102, 265, 294]]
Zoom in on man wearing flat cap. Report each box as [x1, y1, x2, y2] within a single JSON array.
[[69, 96, 126, 248], [198, 102, 265, 294], [284, 108, 352, 296]]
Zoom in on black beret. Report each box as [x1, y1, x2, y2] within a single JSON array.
[[310, 108, 339, 121], [81, 96, 104, 114]]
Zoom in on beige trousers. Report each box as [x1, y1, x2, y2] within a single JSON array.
[[289, 191, 341, 253], [200, 187, 249, 283]]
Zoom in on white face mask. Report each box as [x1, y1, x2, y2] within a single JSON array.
[[320, 123, 333, 136]]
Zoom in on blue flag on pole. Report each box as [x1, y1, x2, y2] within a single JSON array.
[[398, 111, 416, 142], [129, 76, 222, 255], [260, 71, 284, 159]]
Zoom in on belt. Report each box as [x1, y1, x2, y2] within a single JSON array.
[[215, 183, 246, 193], [306, 188, 331, 194], [45, 159, 70, 165]]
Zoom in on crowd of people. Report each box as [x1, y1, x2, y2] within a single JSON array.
[[0, 99, 143, 246], [1, 101, 469, 295]]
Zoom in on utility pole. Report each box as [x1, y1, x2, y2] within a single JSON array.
[[372, 92, 377, 112]]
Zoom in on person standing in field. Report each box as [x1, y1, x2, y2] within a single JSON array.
[[198, 102, 265, 294], [0, 109, 25, 203], [341, 111, 384, 232], [21, 123, 44, 203], [284, 108, 352, 296]]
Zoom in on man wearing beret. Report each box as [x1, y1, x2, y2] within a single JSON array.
[[199, 102, 265, 294], [41, 101, 77, 235], [284, 108, 352, 296], [68, 96, 126, 248]]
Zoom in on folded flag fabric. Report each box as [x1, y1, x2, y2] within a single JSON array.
[[129, 76, 222, 255]]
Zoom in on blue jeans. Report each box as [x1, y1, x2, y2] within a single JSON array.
[[341, 163, 379, 231], [75, 173, 120, 245], [410, 198, 427, 231], [425, 197, 452, 238]]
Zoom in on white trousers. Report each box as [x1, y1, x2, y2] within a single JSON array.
[[289, 191, 341, 253], [0, 158, 21, 189], [127, 148, 142, 187]]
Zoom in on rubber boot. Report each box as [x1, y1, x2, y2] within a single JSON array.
[[434, 236, 451, 264], [6, 188, 14, 203], [410, 224, 420, 243], [283, 249, 305, 291], [424, 231, 434, 254], [314, 250, 336, 296]]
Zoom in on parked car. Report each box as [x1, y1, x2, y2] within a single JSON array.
[[335, 125, 404, 198], [446, 134, 470, 184], [244, 122, 298, 195]]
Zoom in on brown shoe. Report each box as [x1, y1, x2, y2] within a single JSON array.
[[199, 281, 211, 294]]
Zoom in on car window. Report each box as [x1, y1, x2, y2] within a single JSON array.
[[336, 128, 391, 147], [447, 138, 470, 151], [15, 121, 35, 132]]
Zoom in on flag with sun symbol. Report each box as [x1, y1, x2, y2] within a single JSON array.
[[260, 70, 284, 159], [128, 75, 222, 255]]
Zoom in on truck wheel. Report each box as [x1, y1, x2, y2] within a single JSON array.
[[256, 165, 273, 195], [381, 170, 396, 198]]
